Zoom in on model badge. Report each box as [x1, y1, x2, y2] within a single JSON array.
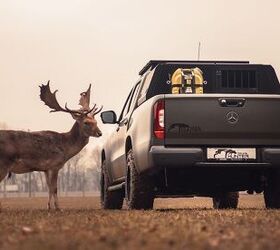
[[226, 111, 239, 124], [168, 123, 202, 135]]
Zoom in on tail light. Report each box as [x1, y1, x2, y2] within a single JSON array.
[[153, 99, 165, 139]]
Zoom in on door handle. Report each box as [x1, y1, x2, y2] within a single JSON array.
[[116, 118, 128, 132], [123, 119, 128, 125], [219, 98, 246, 107], [121, 118, 128, 126]]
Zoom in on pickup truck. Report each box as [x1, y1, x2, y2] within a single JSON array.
[[100, 60, 280, 210]]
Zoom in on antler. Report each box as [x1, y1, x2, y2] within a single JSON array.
[[79, 84, 91, 111], [39, 81, 82, 115], [92, 105, 103, 115], [40, 81, 102, 116], [79, 84, 103, 116]]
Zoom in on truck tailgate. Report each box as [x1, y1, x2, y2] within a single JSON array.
[[164, 94, 280, 146]]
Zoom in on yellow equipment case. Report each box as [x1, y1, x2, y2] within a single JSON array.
[[171, 67, 204, 94]]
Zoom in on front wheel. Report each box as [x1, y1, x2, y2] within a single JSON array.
[[125, 149, 154, 210], [100, 160, 124, 209], [213, 192, 239, 209]]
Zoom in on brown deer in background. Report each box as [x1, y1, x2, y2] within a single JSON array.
[[0, 82, 102, 210]]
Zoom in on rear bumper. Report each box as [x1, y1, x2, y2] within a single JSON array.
[[147, 146, 280, 171], [149, 146, 203, 168]]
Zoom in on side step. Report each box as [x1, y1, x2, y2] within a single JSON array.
[[108, 182, 125, 192]]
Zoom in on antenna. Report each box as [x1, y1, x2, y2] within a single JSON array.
[[197, 42, 201, 61]]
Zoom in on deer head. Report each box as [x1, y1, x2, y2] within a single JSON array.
[[39, 81, 102, 138]]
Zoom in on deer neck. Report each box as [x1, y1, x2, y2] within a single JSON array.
[[63, 122, 89, 159]]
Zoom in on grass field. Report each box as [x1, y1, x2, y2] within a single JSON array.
[[0, 195, 280, 250]]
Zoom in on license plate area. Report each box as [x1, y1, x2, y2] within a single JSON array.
[[207, 148, 256, 161]]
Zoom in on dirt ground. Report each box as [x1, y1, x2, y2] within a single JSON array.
[[0, 195, 280, 250]]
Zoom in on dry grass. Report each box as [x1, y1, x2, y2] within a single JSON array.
[[0, 195, 280, 250]]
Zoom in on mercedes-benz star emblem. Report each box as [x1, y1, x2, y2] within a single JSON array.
[[226, 111, 239, 124]]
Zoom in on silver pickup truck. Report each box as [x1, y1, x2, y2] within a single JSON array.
[[100, 60, 280, 210]]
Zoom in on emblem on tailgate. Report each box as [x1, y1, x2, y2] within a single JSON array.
[[168, 123, 201, 135], [226, 111, 239, 124]]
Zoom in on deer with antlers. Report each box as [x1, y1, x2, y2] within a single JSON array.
[[0, 82, 102, 210]]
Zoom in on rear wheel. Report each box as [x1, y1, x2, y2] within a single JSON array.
[[264, 171, 280, 209], [125, 149, 154, 210], [100, 160, 124, 209], [213, 192, 239, 209]]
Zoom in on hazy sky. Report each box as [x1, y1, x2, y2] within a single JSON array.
[[0, 0, 280, 133]]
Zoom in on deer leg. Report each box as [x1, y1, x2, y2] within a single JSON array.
[[51, 170, 60, 210], [0, 166, 8, 210], [44, 171, 52, 210], [0, 169, 8, 182], [45, 169, 60, 210], [0, 161, 9, 182]]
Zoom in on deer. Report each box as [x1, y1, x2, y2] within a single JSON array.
[[0, 81, 102, 210]]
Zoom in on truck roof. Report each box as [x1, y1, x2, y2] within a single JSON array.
[[139, 60, 250, 76]]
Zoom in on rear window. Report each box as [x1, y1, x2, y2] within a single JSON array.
[[146, 64, 280, 98]]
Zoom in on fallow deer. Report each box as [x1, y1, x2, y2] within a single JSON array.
[[0, 81, 102, 210]]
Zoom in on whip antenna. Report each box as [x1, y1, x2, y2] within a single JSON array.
[[197, 42, 201, 61]]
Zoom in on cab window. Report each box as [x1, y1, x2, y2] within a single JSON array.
[[118, 82, 140, 122]]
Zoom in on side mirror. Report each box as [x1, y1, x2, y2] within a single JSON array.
[[100, 111, 117, 124]]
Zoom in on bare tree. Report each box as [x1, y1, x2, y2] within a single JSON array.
[[0, 122, 8, 130]]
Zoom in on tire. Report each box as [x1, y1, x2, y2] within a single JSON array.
[[125, 149, 154, 210], [264, 171, 280, 209], [213, 192, 239, 209], [100, 160, 124, 209]]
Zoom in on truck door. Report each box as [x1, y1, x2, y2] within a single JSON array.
[[111, 82, 141, 181]]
